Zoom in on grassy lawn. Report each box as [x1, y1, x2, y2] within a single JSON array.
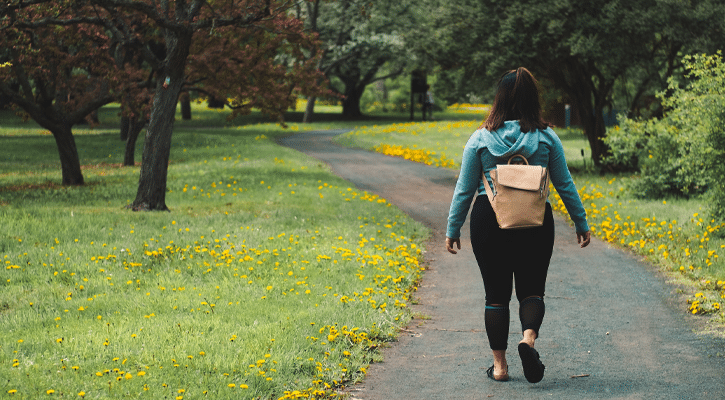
[[338, 119, 725, 331], [0, 104, 430, 399], [3, 100, 724, 399]]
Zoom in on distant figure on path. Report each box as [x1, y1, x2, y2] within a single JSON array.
[[423, 85, 434, 121], [445, 67, 591, 383]]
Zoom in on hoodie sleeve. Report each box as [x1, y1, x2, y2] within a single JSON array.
[[547, 130, 589, 233], [446, 132, 483, 239]]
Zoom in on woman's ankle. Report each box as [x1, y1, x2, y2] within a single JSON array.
[[492, 349, 507, 371], [520, 329, 537, 348]]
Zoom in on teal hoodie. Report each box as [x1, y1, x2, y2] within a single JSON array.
[[446, 120, 589, 238]]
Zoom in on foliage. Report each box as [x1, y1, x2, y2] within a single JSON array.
[[0, 2, 135, 185], [87, 0, 326, 210], [549, 176, 725, 318], [340, 121, 725, 323], [604, 53, 725, 210], [709, 108, 725, 224], [184, 9, 326, 118], [336, 119, 483, 168], [419, 0, 725, 166], [359, 73, 437, 114], [0, 3, 128, 120], [0, 113, 428, 399], [301, 0, 417, 117]]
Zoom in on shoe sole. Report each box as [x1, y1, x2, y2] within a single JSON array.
[[518, 342, 545, 383]]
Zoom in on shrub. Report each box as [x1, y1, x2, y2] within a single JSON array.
[[708, 107, 725, 225], [604, 53, 725, 217]]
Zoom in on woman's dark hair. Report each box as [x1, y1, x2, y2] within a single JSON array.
[[481, 67, 548, 133]]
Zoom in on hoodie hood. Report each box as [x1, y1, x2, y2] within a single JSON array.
[[481, 120, 540, 159]]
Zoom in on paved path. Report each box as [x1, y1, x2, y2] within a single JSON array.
[[279, 130, 725, 400]]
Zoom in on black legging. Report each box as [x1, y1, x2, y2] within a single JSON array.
[[469, 195, 555, 350]]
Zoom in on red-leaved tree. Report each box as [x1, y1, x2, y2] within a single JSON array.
[[87, 0, 327, 211], [0, 2, 140, 185]]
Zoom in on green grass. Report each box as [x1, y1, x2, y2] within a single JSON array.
[[335, 120, 593, 170], [0, 105, 430, 399], [335, 120, 481, 168], [339, 122, 725, 329]]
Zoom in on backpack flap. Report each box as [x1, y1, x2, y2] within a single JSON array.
[[495, 165, 547, 192]]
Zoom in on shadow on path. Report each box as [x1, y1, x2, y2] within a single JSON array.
[[279, 130, 725, 400]]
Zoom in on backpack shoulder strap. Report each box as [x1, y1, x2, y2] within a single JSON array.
[[482, 169, 496, 202]]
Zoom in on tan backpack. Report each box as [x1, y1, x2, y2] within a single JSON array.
[[482, 154, 550, 229]]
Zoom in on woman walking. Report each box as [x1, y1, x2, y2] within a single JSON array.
[[445, 67, 591, 383]]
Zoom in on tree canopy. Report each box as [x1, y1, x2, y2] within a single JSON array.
[[421, 0, 725, 165], [1, 0, 326, 210], [0, 2, 136, 185], [301, 0, 417, 117]]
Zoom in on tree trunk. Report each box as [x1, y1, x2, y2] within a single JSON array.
[[131, 88, 175, 211], [342, 81, 363, 117], [378, 80, 388, 111], [120, 116, 130, 141], [51, 125, 84, 185], [123, 117, 144, 166], [130, 31, 192, 211], [578, 101, 608, 167], [303, 97, 315, 123], [207, 97, 225, 108], [89, 109, 99, 125], [180, 92, 192, 120], [564, 72, 609, 168]]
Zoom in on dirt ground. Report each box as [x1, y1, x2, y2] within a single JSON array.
[[279, 130, 725, 400]]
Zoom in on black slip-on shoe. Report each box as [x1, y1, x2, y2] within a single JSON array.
[[486, 365, 510, 382], [518, 342, 545, 383]]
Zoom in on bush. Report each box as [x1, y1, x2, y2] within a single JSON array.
[[604, 117, 711, 198], [708, 107, 725, 225], [604, 53, 725, 217]]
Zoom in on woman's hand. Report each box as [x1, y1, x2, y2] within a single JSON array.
[[577, 231, 591, 248], [446, 237, 461, 254]]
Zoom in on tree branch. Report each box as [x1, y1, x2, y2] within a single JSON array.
[[368, 67, 404, 85], [68, 93, 116, 124], [2, 16, 108, 30], [90, 0, 182, 31], [0, 81, 43, 120]]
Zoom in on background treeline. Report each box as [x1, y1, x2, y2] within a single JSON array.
[[2, 0, 725, 222]]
